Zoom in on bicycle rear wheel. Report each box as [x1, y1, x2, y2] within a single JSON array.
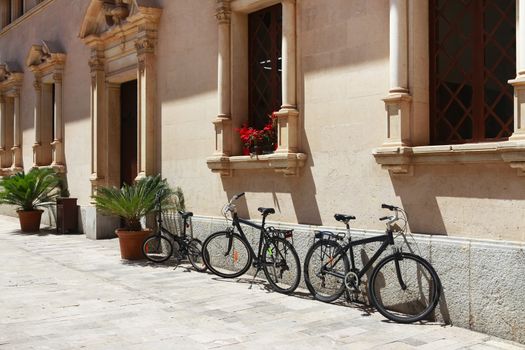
[[262, 237, 301, 294], [187, 238, 207, 272], [303, 239, 349, 302], [143, 235, 173, 263], [202, 231, 252, 278], [369, 252, 441, 323]]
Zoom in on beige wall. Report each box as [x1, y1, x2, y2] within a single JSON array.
[[0, 0, 524, 242], [0, 0, 92, 206]]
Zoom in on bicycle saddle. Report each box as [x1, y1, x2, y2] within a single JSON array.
[[178, 211, 193, 219], [334, 214, 356, 222], [258, 207, 275, 216]]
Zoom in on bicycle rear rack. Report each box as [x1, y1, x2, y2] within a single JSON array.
[[267, 226, 294, 245]]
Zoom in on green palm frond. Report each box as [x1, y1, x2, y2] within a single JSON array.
[[92, 174, 172, 231], [0, 168, 61, 211]]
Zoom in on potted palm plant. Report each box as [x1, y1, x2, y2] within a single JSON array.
[[0, 168, 60, 232], [92, 174, 172, 260]]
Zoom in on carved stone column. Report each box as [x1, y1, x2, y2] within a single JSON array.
[[214, 0, 232, 158], [51, 71, 65, 170], [382, 0, 412, 148], [274, 0, 299, 155], [89, 50, 107, 195], [135, 35, 158, 180], [11, 88, 22, 172], [509, 0, 525, 141], [32, 77, 42, 167]]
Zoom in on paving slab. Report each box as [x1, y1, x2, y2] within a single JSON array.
[[0, 215, 523, 350]]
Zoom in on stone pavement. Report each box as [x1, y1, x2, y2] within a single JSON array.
[[0, 215, 523, 350]]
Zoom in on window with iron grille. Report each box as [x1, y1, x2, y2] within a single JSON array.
[[248, 4, 282, 130], [430, 0, 516, 144]]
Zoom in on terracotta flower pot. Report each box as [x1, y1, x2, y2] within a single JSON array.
[[115, 228, 152, 260], [17, 210, 44, 233]]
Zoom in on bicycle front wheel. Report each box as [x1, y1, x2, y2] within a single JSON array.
[[187, 238, 207, 272], [304, 239, 349, 302], [143, 235, 173, 263], [202, 231, 252, 278], [369, 252, 441, 323], [262, 237, 301, 294]]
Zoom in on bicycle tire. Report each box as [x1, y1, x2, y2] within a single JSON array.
[[369, 252, 441, 323], [304, 239, 349, 302], [202, 231, 252, 278], [187, 238, 208, 272], [262, 237, 301, 294], [143, 235, 173, 263]]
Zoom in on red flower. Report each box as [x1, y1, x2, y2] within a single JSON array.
[[235, 112, 278, 152]]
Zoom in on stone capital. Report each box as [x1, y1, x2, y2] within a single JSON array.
[[33, 79, 42, 91], [88, 57, 105, 72], [216, 0, 231, 24], [135, 37, 156, 55], [53, 72, 63, 83]]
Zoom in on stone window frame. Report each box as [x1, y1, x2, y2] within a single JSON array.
[[0, 0, 49, 33], [26, 41, 66, 173], [373, 0, 525, 176], [206, 0, 307, 177], [0, 63, 23, 175]]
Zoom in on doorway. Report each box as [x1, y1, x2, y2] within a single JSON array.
[[120, 80, 138, 186]]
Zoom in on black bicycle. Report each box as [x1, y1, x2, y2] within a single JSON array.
[[303, 204, 441, 323], [202, 193, 301, 294], [142, 196, 207, 272]]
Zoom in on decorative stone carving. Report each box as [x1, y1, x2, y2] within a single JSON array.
[[135, 37, 155, 55], [103, 0, 130, 26], [0, 64, 11, 82], [26, 41, 66, 71], [216, 0, 231, 24], [88, 57, 105, 72]]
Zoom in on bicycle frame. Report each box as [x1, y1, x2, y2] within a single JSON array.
[[324, 227, 395, 281], [228, 212, 270, 263]]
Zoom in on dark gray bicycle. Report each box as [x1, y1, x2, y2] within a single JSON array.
[[303, 204, 441, 323], [202, 193, 301, 294], [142, 195, 207, 272]]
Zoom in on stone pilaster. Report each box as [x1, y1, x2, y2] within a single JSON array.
[[51, 71, 65, 171], [509, 0, 525, 142], [11, 88, 22, 172], [32, 77, 42, 167], [281, 0, 296, 109], [135, 34, 158, 180], [89, 51, 107, 196], [214, 0, 232, 158], [382, 0, 412, 149]]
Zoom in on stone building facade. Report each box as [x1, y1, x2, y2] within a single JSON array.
[[0, 0, 524, 343]]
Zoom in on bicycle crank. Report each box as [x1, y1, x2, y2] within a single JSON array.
[[344, 271, 360, 291]]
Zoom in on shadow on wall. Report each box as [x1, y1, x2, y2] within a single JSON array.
[[220, 144, 322, 226], [389, 163, 525, 235]]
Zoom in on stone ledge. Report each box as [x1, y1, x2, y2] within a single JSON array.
[[373, 140, 525, 176], [206, 151, 307, 177]]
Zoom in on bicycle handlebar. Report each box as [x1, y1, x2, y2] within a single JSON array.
[[379, 216, 391, 221], [381, 203, 398, 211]]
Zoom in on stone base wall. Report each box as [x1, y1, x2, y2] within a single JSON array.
[[187, 215, 525, 344]]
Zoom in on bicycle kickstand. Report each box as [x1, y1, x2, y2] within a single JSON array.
[[249, 267, 262, 289]]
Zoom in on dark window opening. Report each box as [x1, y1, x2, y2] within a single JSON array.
[[430, 0, 515, 144], [248, 4, 282, 130]]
